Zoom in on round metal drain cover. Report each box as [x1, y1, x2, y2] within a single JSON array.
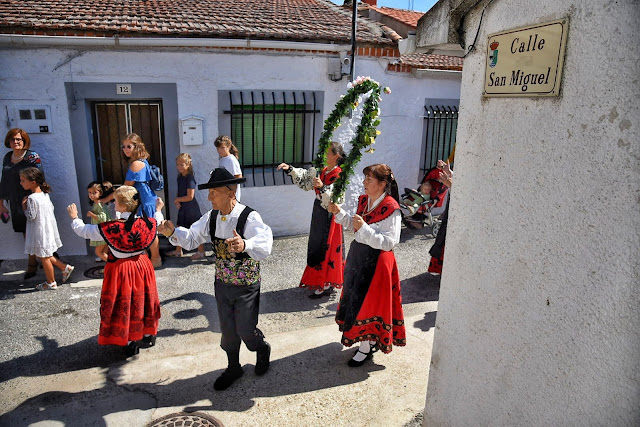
[[147, 412, 224, 427], [83, 266, 104, 279]]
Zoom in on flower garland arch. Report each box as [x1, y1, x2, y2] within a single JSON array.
[[313, 76, 391, 203]]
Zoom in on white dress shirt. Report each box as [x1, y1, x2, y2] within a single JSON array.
[[169, 203, 272, 261], [334, 193, 401, 252]]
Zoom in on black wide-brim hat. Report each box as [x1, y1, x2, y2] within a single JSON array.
[[198, 167, 246, 190]]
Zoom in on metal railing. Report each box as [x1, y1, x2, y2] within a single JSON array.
[[422, 105, 458, 177], [223, 91, 321, 187]]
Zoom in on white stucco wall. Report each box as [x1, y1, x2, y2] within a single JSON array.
[[0, 46, 460, 259], [424, 1, 640, 425]]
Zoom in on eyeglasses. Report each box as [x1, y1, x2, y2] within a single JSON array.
[[121, 144, 134, 149], [11, 137, 24, 142]]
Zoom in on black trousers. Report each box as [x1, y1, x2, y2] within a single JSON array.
[[214, 279, 266, 354]]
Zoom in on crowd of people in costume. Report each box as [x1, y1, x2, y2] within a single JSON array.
[[1, 126, 453, 391]]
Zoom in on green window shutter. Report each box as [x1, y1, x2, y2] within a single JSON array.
[[231, 104, 304, 167]]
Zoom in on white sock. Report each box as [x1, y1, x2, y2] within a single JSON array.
[[352, 341, 371, 362]]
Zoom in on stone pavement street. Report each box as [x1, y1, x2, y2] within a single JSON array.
[[0, 228, 440, 426]]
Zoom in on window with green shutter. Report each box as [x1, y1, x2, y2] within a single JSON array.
[[221, 91, 324, 187], [231, 104, 305, 167]]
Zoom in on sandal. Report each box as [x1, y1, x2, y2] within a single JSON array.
[[35, 281, 58, 291], [165, 250, 183, 257], [62, 265, 75, 283], [190, 252, 206, 260]]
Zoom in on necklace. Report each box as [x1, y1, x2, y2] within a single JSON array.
[[11, 150, 26, 162]]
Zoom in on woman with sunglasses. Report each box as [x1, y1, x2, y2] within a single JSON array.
[[0, 128, 43, 278], [102, 133, 162, 267]]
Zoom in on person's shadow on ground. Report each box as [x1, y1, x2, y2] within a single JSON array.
[[0, 342, 383, 426]]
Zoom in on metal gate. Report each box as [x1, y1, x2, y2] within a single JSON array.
[[421, 104, 458, 177]]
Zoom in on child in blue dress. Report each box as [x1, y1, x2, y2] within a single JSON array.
[[166, 153, 205, 260]]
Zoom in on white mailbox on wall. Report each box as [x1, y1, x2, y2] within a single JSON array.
[[180, 116, 204, 146], [7, 105, 53, 133]]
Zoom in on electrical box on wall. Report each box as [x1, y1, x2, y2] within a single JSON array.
[[180, 116, 204, 146], [6, 105, 53, 133]]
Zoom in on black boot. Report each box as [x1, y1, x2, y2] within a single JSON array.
[[214, 350, 243, 391], [141, 335, 156, 347], [255, 342, 271, 375], [125, 341, 139, 357]]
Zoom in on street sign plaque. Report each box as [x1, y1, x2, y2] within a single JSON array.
[[484, 19, 569, 97]]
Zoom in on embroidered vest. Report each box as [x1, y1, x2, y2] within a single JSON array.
[[314, 166, 341, 196], [356, 194, 400, 225], [98, 217, 157, 254], [209, 206, 260, 285]]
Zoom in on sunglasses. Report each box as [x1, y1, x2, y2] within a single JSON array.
[[121, 144, 135, 149]]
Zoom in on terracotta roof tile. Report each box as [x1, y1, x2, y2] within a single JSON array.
[[399, 53, 463, 71], [0, 0, 394, 45], [368, 6, 424, 28]]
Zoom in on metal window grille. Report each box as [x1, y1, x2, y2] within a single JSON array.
[[222, 90, 323, 187], [421, 104, 459, 177]]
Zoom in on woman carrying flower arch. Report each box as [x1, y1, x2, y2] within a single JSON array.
[[328, 163, 406, 367], [277, 141, 345, 298]]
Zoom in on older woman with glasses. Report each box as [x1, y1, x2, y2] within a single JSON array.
[[0, 128, 43, 278]]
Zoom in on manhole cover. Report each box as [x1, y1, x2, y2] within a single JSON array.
[[84, 266, 104, 279], [147, 412, 224, 427]]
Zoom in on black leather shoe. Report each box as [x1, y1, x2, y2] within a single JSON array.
[[347, 348, 374, 367], [125, 342, 139, 357], [141, 335, 156, 347], [214, 366, 244, 391], [255, 342, 271, 375], [23, 270, 36, 280], [308, 288, 332, 299]]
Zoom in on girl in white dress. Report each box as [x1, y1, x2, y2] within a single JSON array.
[[215, 135, 243, 201], [19, 167, 74, 290]]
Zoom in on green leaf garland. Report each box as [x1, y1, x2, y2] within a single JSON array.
[[313, 77, 391, 203]]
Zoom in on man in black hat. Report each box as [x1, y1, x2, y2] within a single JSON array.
[[158, 168, 273, 391]]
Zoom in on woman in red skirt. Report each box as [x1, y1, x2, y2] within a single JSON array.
[[328, 164, 406, 367], [277, 141, 345, 298], [67, 186, 162, 357]]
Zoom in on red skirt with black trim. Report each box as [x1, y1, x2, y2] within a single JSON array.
[[336, 250, 406, 354], [98, 254, 161, 346], [300, 217, 344, 290]]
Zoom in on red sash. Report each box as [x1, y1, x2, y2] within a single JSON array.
[[356, 194, 400, 225], [98, 218, 157, 253]]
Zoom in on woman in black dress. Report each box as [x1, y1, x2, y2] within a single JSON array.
[[0, 128, 43, 278]]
